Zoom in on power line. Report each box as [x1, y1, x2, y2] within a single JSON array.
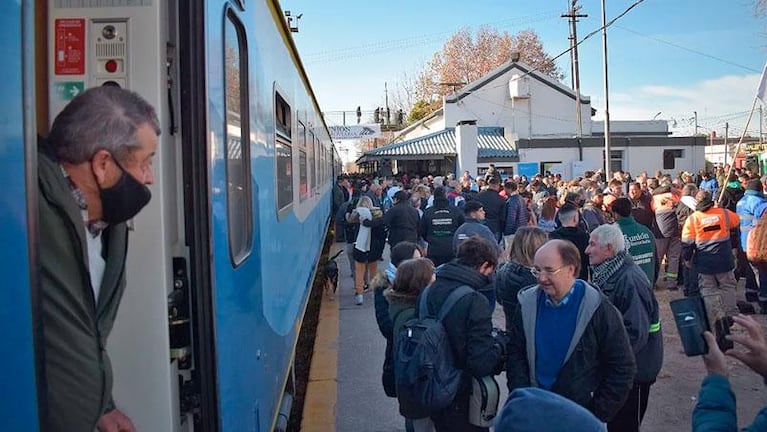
[[615, 26, 761, 73], [302, 10, 563, 65]]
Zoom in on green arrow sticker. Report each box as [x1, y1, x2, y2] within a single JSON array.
[[55, 81, 85, 101]]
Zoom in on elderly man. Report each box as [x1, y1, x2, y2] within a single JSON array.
[[586, 224, 663, 432], [40, 87, 159, 432], [506, 239, 635, 423]]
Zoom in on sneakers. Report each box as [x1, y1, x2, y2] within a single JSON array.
[[354, 294, 364, 305]]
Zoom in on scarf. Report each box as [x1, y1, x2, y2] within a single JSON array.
[[590, 251, 627, 288]]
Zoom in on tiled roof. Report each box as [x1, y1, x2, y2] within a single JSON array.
[[364, 127, 517, 159]]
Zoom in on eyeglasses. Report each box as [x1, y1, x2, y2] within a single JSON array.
[[530, 266, 567, 279]]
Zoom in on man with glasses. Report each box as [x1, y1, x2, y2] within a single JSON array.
[[505, 239, 635, 424]]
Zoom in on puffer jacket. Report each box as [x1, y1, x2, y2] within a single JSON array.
[[496, 261, 537, 331], [593, 255, 663, 384], [506, 282, 636, 422], [693, 374, 767, 431], [39, 146, 130, 432]]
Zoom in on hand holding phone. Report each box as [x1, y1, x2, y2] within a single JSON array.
[[702, 295, 734, 353], [702, 331, 728, 376]]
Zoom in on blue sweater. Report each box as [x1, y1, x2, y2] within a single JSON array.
[[693, 374, 767, 431], [535, 281, 585, 390]]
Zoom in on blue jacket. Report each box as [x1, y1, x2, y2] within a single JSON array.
[[693, 374, 767, 431], [736, 190, 767, 251], [700, 178, 719, 196]]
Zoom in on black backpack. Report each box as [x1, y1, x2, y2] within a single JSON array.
[[394, 285, 474, 412]]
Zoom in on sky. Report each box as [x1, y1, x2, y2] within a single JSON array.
[[280, 0, 767, 162]]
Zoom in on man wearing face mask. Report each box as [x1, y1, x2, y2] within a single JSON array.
[[38, 87, 159, 432]]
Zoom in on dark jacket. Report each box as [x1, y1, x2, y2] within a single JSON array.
[[503, 194, 529, 235], [506, 282, 636, 422], [39, 149, 130, 431], [630, 194, 655, 231], [385, 287, 423, 418], [418, 262, 504, 393], [549, 226, 590, 280], [379, 201, 420, 247], [693, 374, 767, 432], [652, 186, 680, 238], [719, 185, 743, 212], [593, 256, 663, 384], [372, 271, 397, 398], [495, 261, 537, 331], [477, 188, 507, 236], [420, 197, 464, 260]]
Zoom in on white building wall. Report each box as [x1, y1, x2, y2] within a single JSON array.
[[592, 120, 668, 135]]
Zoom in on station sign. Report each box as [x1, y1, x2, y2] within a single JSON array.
[[329, 124, 381, 140]]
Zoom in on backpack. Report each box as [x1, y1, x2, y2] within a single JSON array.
[[393, 285, 474, 412]]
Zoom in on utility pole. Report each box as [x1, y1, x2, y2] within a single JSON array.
[[562, 1, 587, 141], [384, 82, 389, 125], [600, 0, 611, 179], [724, 122, 729, 166], [694, 111, 698, 135], [760, 106, 763, 143]]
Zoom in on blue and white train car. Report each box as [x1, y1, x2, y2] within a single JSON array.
[[1, 0, 339, 430]]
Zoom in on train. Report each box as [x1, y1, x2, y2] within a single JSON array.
[[1, 0, 340, 431]]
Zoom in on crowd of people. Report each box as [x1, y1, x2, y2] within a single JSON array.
[[333, 162, 767, 431]]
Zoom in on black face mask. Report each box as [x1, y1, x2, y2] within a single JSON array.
[[98, 156, 152, 224]]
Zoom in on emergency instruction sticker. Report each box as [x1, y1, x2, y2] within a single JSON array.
[[54, 18, 85, 75]]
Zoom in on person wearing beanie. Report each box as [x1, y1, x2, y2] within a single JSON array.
[[612, 198, 657, 284], [737, 179, 767, 313], [494, 388, 606, 432], [682, 190, 741, 316]]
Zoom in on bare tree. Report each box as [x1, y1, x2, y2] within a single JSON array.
[[397, 27, 561, 121]]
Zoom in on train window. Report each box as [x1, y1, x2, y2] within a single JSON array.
[[309, 131, 315, 192], [275, 90, 293, 212], [224, 12, 252, 266], [313, 135, 319, 188], [298, 121, 308, 201]]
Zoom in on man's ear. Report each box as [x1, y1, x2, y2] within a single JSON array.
[[479, 261, 494, 276], [90, 149, 112, 186]]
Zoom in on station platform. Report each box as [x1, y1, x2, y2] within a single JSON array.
[[300, 242, 767, 431], [301, 243, 509, 432]]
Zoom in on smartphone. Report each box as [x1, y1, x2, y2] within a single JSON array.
[[670, 297, 708, 356], [701, 294, 734, 352]]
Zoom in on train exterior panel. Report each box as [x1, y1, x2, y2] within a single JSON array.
[[0, 1, 41, 430], [1, 0, 340, 430]]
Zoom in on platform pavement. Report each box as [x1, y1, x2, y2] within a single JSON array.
[[305, 242, 509, 432]]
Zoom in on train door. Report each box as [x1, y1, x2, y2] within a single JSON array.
[[40, 1, 218, 431], [0, 2, 43, 431]]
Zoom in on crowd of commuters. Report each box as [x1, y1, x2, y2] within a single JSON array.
[[333, 162, 767, 431]]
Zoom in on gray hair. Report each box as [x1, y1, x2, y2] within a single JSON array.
[[49, 86, 160, 164], [590, 224, 625, 254], [682, 183, 698, 197]]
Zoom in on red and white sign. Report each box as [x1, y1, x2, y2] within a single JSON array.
[[54, 18, 85, 75]]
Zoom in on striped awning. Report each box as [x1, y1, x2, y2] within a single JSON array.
[[359, 127, 517, 162]]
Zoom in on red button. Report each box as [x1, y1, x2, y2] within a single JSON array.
[[105, 59, 118, 73]]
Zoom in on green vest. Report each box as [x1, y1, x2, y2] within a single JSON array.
[[617, 216, 656, 283]]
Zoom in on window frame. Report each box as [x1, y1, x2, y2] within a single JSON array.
[[223, 9, 253, 267], [274, 85, 294, 218]]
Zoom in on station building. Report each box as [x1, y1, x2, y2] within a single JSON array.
[[358, 60, 706, 179]]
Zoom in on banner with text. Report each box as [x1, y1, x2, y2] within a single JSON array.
[[329, 124, 381, 140]]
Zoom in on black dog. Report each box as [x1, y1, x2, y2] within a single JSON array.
[[323, 249, 344, 300]]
